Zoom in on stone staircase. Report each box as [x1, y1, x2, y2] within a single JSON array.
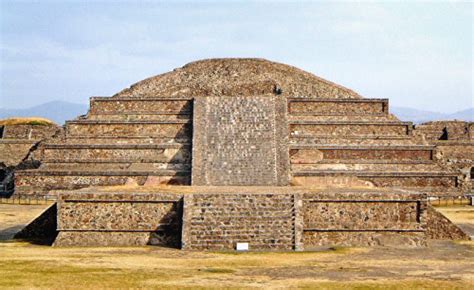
[[287, 98, 463, 196], [14, 97, 193, 195], [182, 192, 297, 250]]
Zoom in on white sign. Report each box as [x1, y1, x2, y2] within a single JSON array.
[[236, 242, 249, 251]]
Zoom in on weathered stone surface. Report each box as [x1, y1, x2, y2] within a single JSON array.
[[15, 171, 190, 194], [0, 141, 38, 167], [54, 192, 182, 247], [53, 187, 433, 249], [426, 205, 470, 240], [42, 145, 190, 163], [288, 98, 388, 116], [302, 189, 427, 247], [89, 97, 192, 115], [414, 121, 472, 141], [1, 124, 59, 140], [114, 58, 361, 99], [192, 95, 288, 186], [66, 121, 190, 138], [182, 192, 296, 250], [290, 121, 412, 138], [9, 58, 472, 250]]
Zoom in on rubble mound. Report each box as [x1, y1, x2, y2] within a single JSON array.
[[115, 58, 361, 98]]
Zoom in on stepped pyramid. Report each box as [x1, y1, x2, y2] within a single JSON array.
[[14, 58, 468, 196]]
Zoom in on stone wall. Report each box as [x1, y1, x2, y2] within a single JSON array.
[[89, 97, 192, 114], [0, 140, 38, 167], [288, 98, 388, 116], [66, 121, 190, 139], [192, 96, 289, 186], [53, 187, 437, 249], [2, 124, 59, 140], [290, 146, 434, 163], [15, 171, 189, 195], [290, 122, 412, 138], [41, 144, 190, 164], [414, 121, 472, 141], [302, 190, 426, 247], [54, 192, 183, 247]]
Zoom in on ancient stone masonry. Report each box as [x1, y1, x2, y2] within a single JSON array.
[[413, 121, 474, 193], [54, 191, 182, 247], [11, 58, 472, 250], [14, 98, 194, 195], [0, 122, 60, 194], [14, 59, 470, 197], [54, 187, 433, 249], [192, 96, 289, 186]]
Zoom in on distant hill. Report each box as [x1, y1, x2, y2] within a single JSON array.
[[0, 101, 88, 125], [390, 106, 473, 124], [0, 101, 472, 125]]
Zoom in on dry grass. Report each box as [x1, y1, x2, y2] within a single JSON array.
[[1, 204, 473, 289], [0, 241, 473, 289], [0, 117, 55, 126]]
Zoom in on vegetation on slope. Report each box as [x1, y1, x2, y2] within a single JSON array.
[[0, 117, 56, 126]]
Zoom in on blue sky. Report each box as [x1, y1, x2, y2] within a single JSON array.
[[0, 1, 472, 113]]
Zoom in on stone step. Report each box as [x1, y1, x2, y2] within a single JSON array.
[[89, 96, 193, 115], [290, 145, 435, 163], [287, 98, 388, 116], [14, 169, 191, 195], [292, 170, 460, 190], [288, 114, 398, 122], [56, 136, 190, 145], [289, 137, 418, 146], [41, 162, 190, 171], [86, 113, 191, 121], [289, 121, 413, 138], [182, 192, 295, 250], [41, 143, 191, 163], [65, 120, 191, 138], [292, 163, 442, 172]]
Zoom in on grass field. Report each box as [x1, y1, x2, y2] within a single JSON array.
[[0, 204, 473, 289]]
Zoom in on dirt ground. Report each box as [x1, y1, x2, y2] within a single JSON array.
[[0, 204, 473, 289]]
